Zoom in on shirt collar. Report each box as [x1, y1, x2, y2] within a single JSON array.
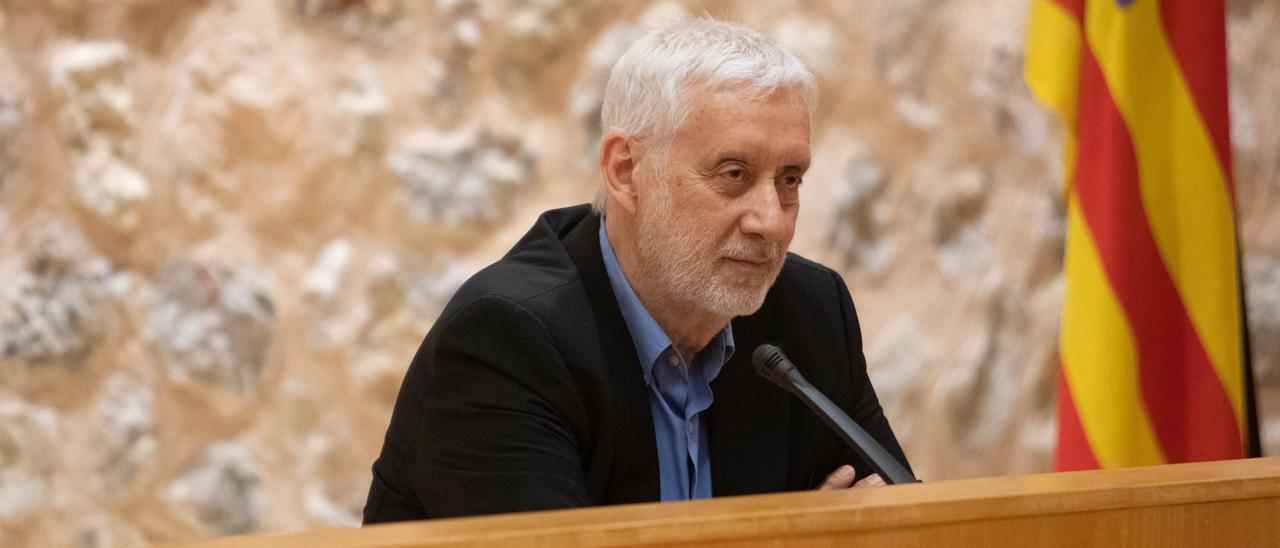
[[598, 218, 734, 385]]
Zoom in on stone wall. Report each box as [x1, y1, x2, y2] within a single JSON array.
[[0, 0, 1276, 545]]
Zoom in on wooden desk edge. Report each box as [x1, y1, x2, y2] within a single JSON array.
[[176, 457, 1280, 547]]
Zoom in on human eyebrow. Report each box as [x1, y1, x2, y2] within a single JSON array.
[[709, 152, 754, 165], [782, 161, 810, 174], [698, 156, 749, 177]]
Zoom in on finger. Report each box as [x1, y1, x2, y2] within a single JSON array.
[[819, 465, 855, 490], [853, 473, 886, 488]]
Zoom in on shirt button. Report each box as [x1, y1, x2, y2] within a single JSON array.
[[687, 422, 697, 435], [667, 355, 680, 367]]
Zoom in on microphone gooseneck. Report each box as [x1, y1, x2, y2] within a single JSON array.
[[752, 343, 920, 485]]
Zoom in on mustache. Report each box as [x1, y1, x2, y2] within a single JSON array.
[[720, 239, 782, 263]]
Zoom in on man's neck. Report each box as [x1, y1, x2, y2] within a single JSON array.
[[650, 300, 727, 364], [604, 215, 729, 363]]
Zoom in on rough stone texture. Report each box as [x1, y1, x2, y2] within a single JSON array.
[[304, 239, 355, 299], [387, 126, 537, 227], [501, 0, 589, 75], [0, 0, 1276, 544], [0, 400, 58, 521], [873, 0, 943, 129], [930, 167, 991, 278], [146, 261, 275, 393], [939, 287, 1023, 453], [969, 1, 1053, 157], [418, 0, 486, 110], [49, 41, 150, 233], [0, 222, 113, 367], [768, 14, 839, 83], [93, 375, 155, 494], [0, 87, 21, 184], [74, 514, 144, 548], [1246, 253, 1280, 453], [827, 145, 893, 273], [336, 69, 388, 158], [863, 316, 934, 442], [167, 441, 263, 537], [296, 0, 405, 45], [1247, 255, 1280, 383]]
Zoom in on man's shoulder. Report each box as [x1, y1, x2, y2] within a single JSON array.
[[761, 252, 849, 316], [441, 205, 595, 320], [451, 257, 578, 312], [782, 252, 835, 275], [779, 252, 842, 289]]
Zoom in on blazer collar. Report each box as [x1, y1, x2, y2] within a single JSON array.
[[562, 211, 661, 504]]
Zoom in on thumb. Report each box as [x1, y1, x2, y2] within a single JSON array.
[[818, 464, 856, 490]]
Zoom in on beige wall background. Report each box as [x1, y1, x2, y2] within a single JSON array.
[[0, 0, 1276, 545]]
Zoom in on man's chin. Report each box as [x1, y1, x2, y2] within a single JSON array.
[[665, 264, 780, 319], [705, 279, 774, 318]]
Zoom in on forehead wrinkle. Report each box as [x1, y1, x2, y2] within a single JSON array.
[[673, 89, 810, 169], [707, 148, 764, 163], [700, 140, 810, 170]]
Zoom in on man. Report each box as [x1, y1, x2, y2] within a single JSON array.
[[363, 18, 909, 523]]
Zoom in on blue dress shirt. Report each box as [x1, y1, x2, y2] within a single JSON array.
[[598, 220, 734, 501]]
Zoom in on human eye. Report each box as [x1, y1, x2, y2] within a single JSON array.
[[777, 167, 804, 188], [719, 165, 748, 182]]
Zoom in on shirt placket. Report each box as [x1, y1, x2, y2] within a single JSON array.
[[687, 339, 724, 498], [655, 349, 693, 497]]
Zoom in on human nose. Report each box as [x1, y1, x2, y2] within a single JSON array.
[[738, 179, 789, 242]]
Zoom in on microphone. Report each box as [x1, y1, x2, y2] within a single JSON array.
[[753, 343, 919, 485]]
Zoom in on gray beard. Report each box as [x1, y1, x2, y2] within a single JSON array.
[[633, 186, 784, 319]]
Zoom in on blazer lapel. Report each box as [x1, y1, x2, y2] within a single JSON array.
[[709, 313, 791, 496], [562, 213, 661, 504]]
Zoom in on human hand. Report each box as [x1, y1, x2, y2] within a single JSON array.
[[817, 464, 886, 490]]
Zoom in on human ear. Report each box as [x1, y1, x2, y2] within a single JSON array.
[[599, 133, 640, 216]]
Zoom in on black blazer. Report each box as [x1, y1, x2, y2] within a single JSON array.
[[363, 205, 909, 522]]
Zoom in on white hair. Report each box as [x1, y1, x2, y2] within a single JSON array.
[[593, 17, 818, 212]]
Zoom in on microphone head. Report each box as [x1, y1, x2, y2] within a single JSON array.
[[752, 343, 782, 371], [753, 343, 807, 397], [752, 343, 787, 382]]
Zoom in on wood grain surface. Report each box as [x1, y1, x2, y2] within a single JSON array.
[[174, 457, 1280, 547]]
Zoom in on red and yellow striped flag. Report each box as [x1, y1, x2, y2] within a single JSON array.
[[1025, 0, 1258, 469]]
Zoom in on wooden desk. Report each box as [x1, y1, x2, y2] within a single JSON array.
[[187, 457, 1280, 547]]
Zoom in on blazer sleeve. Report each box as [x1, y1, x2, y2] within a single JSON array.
[[831, 270, 914, 482], [408, 294, 594, 518]]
